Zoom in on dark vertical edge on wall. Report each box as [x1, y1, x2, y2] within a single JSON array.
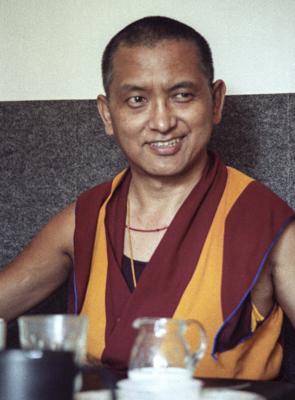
[[288, 94, 295, 208]]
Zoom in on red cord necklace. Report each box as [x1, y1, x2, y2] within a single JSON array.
[[125, 225, 169, 233], [126, 198, 169, 289]]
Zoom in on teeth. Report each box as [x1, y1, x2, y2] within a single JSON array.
[[151, 138, 181, 148]]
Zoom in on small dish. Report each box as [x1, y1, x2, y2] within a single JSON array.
[[74, 390, 112, 400], [201, 388, 265, 399]]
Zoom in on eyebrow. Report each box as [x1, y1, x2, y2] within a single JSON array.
[[169, 81, 198, 91], [120, 84, 145, 93]]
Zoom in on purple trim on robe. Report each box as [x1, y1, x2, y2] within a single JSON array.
[[73, 268, 78, 315], [213, 213, 295, 356]]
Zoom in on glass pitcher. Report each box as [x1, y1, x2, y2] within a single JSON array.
[[128, 317, 207, 379]]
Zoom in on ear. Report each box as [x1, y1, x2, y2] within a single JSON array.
[[211, 80, 226, 125], [97, 95, 114, 136]]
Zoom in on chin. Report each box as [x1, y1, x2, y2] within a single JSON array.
[[141, 166, 187, 179]]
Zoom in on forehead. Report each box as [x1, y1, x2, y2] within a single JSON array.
[[109, 40, 206, 91]]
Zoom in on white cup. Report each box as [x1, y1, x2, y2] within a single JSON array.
[[117, 367, 203, 400], [0, 318, 6, 350]]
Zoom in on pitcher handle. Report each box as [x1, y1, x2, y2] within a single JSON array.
[[186, 319, 207, 368]]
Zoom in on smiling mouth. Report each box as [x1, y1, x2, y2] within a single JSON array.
[[149, 138, 182, 148]]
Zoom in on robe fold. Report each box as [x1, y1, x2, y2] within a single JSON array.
[[71, 153, 295, 379]]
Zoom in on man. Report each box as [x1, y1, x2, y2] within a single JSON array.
[[0, 16, 295, 380]]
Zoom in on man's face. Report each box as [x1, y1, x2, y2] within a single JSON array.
[[98, 39, 225, 180]]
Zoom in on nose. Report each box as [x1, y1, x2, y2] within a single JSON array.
[[148, 100, 177, 133]]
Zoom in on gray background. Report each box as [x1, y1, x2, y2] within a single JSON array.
[[1, 94, 294, 268]]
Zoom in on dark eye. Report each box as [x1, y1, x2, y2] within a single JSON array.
[[127, 96, 147, 108], [174, 92, 194, 102]]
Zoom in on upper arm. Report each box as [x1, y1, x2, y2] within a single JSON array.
[[0, 202, 76, 320], [270, 220, 295, 327]]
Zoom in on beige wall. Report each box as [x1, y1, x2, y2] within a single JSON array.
[[1, 0, 294, 100]]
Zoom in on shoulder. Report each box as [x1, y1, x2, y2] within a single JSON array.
[[271, 219, 295, 267], [77, 180, 113, 204], [46, 202, 77, 247], [74, 181, 113, 230], [270, 219, 295, 326], [224, 167, 294, 259], [226, 166, 293, 217], [76, 169, 129, 211]]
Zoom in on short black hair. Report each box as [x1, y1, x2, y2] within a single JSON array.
[[102, 16, 214, 95]]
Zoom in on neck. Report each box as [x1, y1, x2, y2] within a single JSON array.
[[127, 156, 208, 228]]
